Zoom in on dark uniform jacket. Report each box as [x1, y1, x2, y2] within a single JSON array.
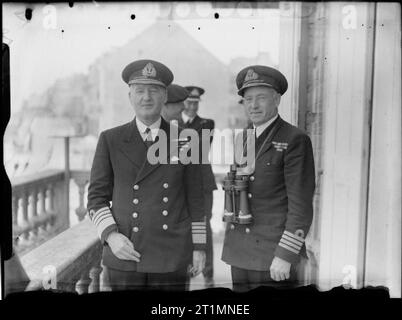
[[222, 115, 315, 271], [87, 118, 205, 273], [179, 115, 218, 196]]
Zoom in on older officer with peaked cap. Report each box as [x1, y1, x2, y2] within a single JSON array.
[[221, 65, 315, 291], [87, 60, 206, 291], [180, 86, 217, 288]]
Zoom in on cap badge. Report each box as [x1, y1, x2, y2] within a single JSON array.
[[244, 69, 259, 82], [142, 63, 157, 78], [191, 88, 200, 96]]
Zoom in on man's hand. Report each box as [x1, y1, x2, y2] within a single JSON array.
[[188, 250, 206, 277], [270, 256, 291, 281], [106, 232, 141, 262]]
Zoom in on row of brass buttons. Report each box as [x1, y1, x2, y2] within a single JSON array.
[[133, 183, 169, 190], [133, 197, 169, 204], [132, 224, 168, 232], [132, 210, 168, 219], [132, 183, 170, 232], [230, 224, 251, 233]]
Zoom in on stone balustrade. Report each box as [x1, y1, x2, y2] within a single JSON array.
[[20, 219, 102, 293], [7, 167, 103, 294], [11, 169, 90, 255]]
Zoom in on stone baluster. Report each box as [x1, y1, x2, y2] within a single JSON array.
[[31, 188, 39, 236], [12, 194, 19, 225], [21, 190, 29, 240], [47, 184, 55, 228], [74, 176, 89, 221], [39, 187, 47, 233], [76, 268, 92, 294], [12, 195, 19, 245], [88, 257, 103, 293]]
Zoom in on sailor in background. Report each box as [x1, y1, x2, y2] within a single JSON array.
[[221, 65, 315, 291], [180, 86, 217, 288], [87, 60, 206, 291]]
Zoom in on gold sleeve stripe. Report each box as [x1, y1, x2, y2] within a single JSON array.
[[284, 230, 305, 243], [278, 242, 300, 254]]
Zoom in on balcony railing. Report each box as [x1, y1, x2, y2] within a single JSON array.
[[9, 166, 103, 293], [12, 169, 90, 254], [20, 219, 102, 293]]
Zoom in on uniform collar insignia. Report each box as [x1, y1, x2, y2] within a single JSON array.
[[244, 69, 259, 82], [142, 63, 157, 78]]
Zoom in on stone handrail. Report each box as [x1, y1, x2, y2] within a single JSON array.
[[20, 219, 102, 293]]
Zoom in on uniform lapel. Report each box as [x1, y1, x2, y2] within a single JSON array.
[[235, 125, 253, 165], [134, 118, 170, 184], [256, 116, 284, 160], [177, 117, 186, 128], [188, 115, 202, 131], [119, 119, 147, 169]]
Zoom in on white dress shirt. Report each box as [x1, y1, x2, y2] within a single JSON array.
[[253, 114, 279, 138], [135, 117, 161, 141], [181, 112, 195, 124]]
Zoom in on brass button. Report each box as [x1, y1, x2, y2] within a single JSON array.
[[230, 224, 235, 230], [163, 183, 169, 189], [267, 162, 271, 166], [133, 185, 139, 190], [162, 210, 168, 216], [163, 197, 168, 203], [132, 212, 138, 218], [245, 228, 250, 234], [133, 227, 139, 232], [248, 193, 252, 199], [163, 224, 168, 230], [133, 198, 139, 204], [250, 176, 255, 181]]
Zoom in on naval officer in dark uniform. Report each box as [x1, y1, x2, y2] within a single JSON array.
[[180, 86, 217, 287], [161, 84, 188, 123], [87, 60, 206, 291], [221, 66, 315, 292]]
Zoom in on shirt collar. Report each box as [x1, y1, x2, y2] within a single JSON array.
[[253, 114, 279, 138], [181, 112, 195, 124], [135, 117, 161, 140]]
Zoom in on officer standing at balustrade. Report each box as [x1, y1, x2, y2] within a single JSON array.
[[87, 60, 206, 291], [179, 86, 217, 288], [221, 65, 315, 292]]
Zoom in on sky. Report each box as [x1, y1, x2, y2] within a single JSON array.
[[3, 2, 279, 113]]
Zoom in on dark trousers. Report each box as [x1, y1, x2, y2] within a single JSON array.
[[105, 267, 188, 291], [231, 265, 298, 292], [202, 192, 214, 279]]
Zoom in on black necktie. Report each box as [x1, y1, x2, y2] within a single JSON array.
[[144, 127, 153, 148]]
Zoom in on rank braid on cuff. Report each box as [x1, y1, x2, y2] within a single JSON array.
[[192, 221, 206, 244], [88, 206, 117, 239], [278, 230, 305, 255]]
